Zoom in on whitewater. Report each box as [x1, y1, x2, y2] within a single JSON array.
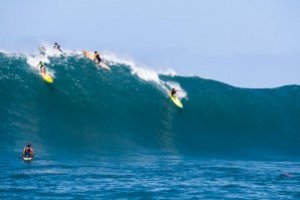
[[1, 46, 300, 199]]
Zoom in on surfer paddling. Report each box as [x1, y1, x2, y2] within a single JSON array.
[[23, 144, 34, 158]]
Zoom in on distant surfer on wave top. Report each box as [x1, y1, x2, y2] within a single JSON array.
[[38, 46, 46, 55], [82, 50, 111, 70], [53, 42, 62, 52], [94, 51, 102, 64], [23, 144, 34, 158], [38, 61, 47, 75]]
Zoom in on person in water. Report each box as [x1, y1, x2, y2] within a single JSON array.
[[53, 42, 62, 52], [38, 61, 46, 75], [38, 46, 46, 55], [170, 88, 177, 96], [94, 51, 102, 64], [23, 144, 34, 158]]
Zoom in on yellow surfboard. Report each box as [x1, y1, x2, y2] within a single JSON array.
[[169, 93, 183, 108], [83, 50, 110, 71], [40, 73, 53, 83]]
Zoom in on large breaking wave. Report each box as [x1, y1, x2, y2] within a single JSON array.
[[1, 47, 300, 160]]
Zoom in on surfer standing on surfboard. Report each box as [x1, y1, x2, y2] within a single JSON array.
[[171, 88, 177, 97], [94, 51, 102, 64], [38, 61, 47, 75], [53, 42, 62, 52]]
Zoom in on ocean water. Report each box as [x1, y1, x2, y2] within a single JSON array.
[[0, 50, 300, 199], [1, 156, 300, 199]]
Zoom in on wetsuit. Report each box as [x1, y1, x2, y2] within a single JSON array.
[[23, 147, 33, 157], [38, 62, 46, 74], [54, 44, 62, 52], [171, 89, 176, 96], [94, 53, 102, 63]]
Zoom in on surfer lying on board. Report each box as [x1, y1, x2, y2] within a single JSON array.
[[23, 144, 34, 158], [38, 61, 47, 75], [94, 51, 102, 64], [53, 42, 62, 52]]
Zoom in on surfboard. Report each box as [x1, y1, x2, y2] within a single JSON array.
[[99, 62, 110, 70], [83, 50, 95, 60], [169, 93, 183, 108], [40, 73, 53, 83], [83, 50, 110, 71], [23, 156, 33, 161]]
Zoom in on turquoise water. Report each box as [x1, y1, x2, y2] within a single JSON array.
[[0, 52, 300, 199]]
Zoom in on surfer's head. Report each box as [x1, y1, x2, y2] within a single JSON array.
[[94, 51, 97, 54], [27, 144, 31, 148]]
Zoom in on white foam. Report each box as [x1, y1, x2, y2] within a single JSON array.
[[102, 51, 188, 99], [164, 81, 187, 100], [0, 50, 24, 59], [37, 42, 84, 58], [38, 42, 62, 57], [26, 55, 48, 67], [24, 42, 82, 77], [102, 52, 160, 83], [0, 49, 11, 54], [2, 46, 188, 99], [158, 68, 177, 76], [26, 54, 55, 77]]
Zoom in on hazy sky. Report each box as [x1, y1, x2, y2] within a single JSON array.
[[0, 0, 299, 87]]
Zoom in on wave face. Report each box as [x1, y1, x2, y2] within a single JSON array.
[[1, 51, 300, 160]]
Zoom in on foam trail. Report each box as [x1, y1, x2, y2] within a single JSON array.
[[37, 42, 83, 58], [158, 68, 177, 76], [101, 52, 158, 82], [26, 54, 55, 77], [165, 81, 188, 99], [38, 42, 62, 57], [102, 51, 187, 97]]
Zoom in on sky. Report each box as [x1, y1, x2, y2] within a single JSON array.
[[0, 0, 300, 88]]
